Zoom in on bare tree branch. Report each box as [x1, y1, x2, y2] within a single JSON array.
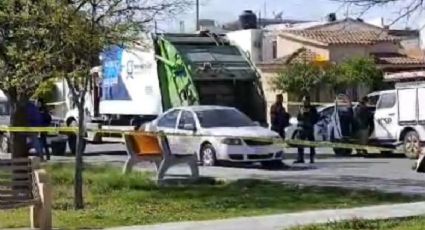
[[334, 0, 425, 25]]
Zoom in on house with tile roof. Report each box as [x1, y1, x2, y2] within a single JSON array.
[[257, 27, 425, 116]]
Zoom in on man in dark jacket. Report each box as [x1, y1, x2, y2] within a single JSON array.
[[295, 95, 319, 164], [26, 101, 43, 158], [354, 96, 372, 154], [270, 94, 290, 138], [38, 98, 51, 160]]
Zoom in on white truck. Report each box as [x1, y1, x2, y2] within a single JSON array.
[[369, 80, 425, 158]]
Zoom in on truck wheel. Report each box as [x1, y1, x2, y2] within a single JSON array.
[[68, 120, 86, 155], [403, 131, 420, 159], [333, 148, 352, 156], [201, 144, 217, 166]]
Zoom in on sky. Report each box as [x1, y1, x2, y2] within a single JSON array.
[[157, 0, 425, 32]]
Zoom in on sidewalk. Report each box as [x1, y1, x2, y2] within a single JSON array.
[[107, 202, 425, 230]]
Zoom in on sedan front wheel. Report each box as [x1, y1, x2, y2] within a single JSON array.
[[201, 144, 217, 166]]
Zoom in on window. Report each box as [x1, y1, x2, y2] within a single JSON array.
[[196, 109, 254, 128], [367, 95, 380, 107], [320, 106, 334, 119], [178, 111, 196, 130], [272, 41, 277, 59], [377, 93, 396, 109], [157, 110, 180, 128]]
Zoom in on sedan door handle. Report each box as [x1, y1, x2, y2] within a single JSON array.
[[388, 113, 395, 116]]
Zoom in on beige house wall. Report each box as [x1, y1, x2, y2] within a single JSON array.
[[369, 42, 399, 53], [328, 45, 368, 63], [277, 36, 330, 59]]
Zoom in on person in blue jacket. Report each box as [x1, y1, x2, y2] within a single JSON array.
[[26, 101, 44, 159]]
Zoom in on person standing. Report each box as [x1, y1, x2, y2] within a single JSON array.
[[354, 96, 372, 155], [270, 94, 290, 138], [295, 95, 319, 164], [38, 98, 52, 160], [26, 101, 44, 159]]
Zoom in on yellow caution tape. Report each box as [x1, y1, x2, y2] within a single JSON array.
[[46, 101, 66, 106], [0, 126, 402, 154], [287, 101, 358, 106]]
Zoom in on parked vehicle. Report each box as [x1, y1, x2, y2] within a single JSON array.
[[285, 98, 376, 156], [51, 32, 268, 151], [0, 91, 67, 154], [144, 106, 283, 167], [368, 80, 425, 159]]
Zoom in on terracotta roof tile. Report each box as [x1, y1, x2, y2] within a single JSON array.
[[281, 30, 400, 45], [373, 53, 425, 65]]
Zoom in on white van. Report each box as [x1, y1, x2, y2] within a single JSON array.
[[370, 81, 425, 158]]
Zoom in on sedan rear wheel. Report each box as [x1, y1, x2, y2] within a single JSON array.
[[201, 144, 217, 167]]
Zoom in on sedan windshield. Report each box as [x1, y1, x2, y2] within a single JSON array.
[[196, 109, 254, 128]]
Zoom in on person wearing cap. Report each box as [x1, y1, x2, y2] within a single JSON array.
[[270, 94, 290, 138], [295, 95, 319, 164]]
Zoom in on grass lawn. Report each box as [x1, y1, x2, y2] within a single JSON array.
[[291, 217, 425, 230], [0, 163, 419, 229]]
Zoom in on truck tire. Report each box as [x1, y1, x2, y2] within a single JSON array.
[[403, 131, 420, 159], [68, 120, 86, 155]]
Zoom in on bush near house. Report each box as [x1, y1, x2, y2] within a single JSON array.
[[273, 57, 384, 100]]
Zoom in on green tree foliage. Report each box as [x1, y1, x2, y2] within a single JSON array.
[[0, 0, 64, 157], [272, 62, 327, 99], [273, 57, 383, 98], [327, 57, 384, 92], [0, 0, 190, 209]]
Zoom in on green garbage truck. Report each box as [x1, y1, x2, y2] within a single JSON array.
[[60, 32, 268, 145]]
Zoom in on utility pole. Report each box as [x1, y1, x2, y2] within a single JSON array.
[[196, 0, 200, 31]]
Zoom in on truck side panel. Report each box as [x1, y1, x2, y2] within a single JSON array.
[[100, 45, 163, 116], [398, 88, 418, 124], [419, 88, 425, 124]]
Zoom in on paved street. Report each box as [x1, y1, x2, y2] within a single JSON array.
[[44, 143, 425, 197]]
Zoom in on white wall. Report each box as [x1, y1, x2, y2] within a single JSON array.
[[227, 29, 263, 63]]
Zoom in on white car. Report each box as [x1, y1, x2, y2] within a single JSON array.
[[145, 106, 284, 167]]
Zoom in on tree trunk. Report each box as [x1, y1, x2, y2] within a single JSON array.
[[10, 100, 28, 158], [74, 104, 85, 209]]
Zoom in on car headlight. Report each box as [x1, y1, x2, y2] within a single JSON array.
[[221, 138, 243, 145]]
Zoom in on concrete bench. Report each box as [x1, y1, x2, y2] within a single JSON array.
[[0, 157, 52, 229], [122, 132, 199, 183]]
